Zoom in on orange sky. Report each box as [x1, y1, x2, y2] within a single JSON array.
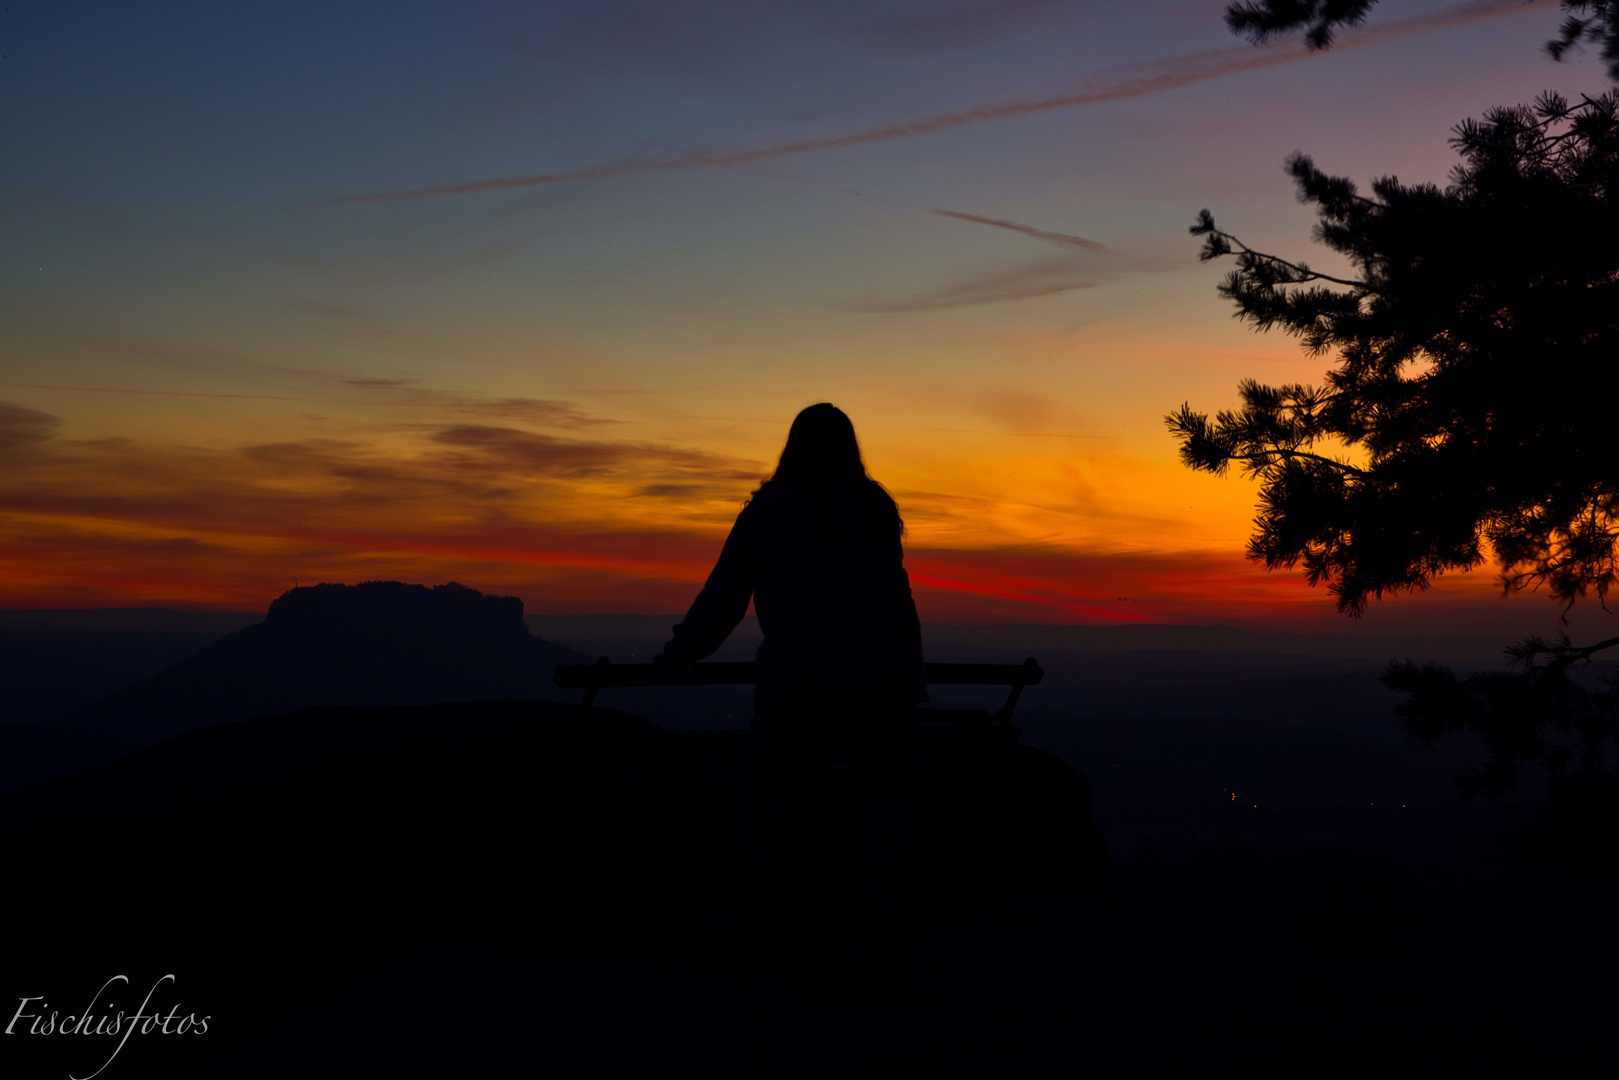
[[2, 1, 1607, 641]]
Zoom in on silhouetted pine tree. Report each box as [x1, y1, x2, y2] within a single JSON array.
[[1168, 8, 1619, 841], [1223, 0, 1619, 80]]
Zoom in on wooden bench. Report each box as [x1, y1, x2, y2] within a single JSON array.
[[554, 656, 1046, 900], [553, 657, 1044, 728]]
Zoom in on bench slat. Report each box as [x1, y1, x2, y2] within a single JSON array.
[[924, 661, 1043, 687], [553, 661, 757, 689], [553, 658, 1043, 690]]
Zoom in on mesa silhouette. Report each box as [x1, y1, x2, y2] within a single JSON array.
[[0, 581, 588, 793]]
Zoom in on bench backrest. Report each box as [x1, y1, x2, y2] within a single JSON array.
[[553, 657, 1044, 725]]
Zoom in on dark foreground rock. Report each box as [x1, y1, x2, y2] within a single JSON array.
[[3, 699, 1613, 1078], [0, 699, 1111, 1079]]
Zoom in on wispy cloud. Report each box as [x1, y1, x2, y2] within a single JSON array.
[[929, 210, 1113, 254], [0, 421, 765, 539], [340, 378, 619, 428], [0, 416, 769, 609], [0, 377, 625, 425], [314, 0, 1544, 207], [0, 405, 1520, 626], [0, 403, 60, 452], [847, 260, 1094, 313], [0, 382, 311, 403], [430, 424, 753, 480]]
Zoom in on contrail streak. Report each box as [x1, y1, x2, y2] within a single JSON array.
[[0, 381, 311, 403], [930, 210, 1113, 254], [314, 0, 1546, 208]]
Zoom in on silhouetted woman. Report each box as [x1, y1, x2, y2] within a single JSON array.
[[657, 403, 926, 939]]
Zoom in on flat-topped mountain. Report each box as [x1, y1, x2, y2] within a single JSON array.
[[0, 581, 589, 793]]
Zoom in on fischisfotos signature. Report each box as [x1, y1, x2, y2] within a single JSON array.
[[5, 974, 209, 1079]]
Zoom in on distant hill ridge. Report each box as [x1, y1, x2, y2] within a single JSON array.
[[0, 607, 262, 722], [0, 581, 589, 793], [85, 581, 588, 720], [522, 614, 1528, 664], [0, 607, 258, 634]]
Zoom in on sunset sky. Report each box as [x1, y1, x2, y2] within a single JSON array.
[[3, 0, 1612, 637]]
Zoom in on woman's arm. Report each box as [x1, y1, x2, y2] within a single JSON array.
[[657, 500, 765, 664]]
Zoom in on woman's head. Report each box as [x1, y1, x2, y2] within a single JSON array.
[[758, 403, 902, 541], [770, 403, 868, 485]]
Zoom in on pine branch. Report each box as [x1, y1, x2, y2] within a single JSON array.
[[1507, 633, 1619, 671], [1191, 212, 1379, 293], [1227, 447, 1368, 476]]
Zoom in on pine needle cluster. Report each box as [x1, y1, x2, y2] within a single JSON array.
[[1170, 93, 1619, 619]]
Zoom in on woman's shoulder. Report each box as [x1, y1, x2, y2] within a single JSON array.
[[738, 483, 803, 533], [748, 478, 899, 528], [748, 479, 811, 508]]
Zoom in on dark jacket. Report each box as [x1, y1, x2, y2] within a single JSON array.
[[660, 479, 927, 716]]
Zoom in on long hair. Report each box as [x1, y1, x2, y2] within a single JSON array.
[[755, 403, 903, 541]]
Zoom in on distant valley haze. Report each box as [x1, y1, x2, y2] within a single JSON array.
[[6, 580, 1600, 797]]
